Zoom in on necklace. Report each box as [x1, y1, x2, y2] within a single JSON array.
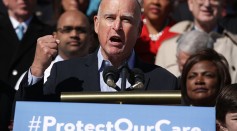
[[149, 32, 162, 41], [143, 18, 163, 41]]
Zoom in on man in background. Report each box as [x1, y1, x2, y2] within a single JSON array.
[[156, 0, 237, 83], [0, 0, 53, 130], [15, 10, 95, 92]]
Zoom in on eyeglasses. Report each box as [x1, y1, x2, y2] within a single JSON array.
[[197, 0, 221, 5], [57, 26, 87, 34]]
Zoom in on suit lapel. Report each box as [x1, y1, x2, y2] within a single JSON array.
[[0, 15, 19, 44], [83, 52, 101, 91], [12, 16, 41, 65], [134, 56, 150, 90], [0, 15, 20, 59], [0, 15, 20, 78]]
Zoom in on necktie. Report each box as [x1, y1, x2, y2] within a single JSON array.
[[104, 60, 111, 67], [17, 24, 24, 40]]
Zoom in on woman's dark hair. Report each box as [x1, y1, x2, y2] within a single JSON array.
[[180, 48, 231, 106], [216, 83, 237, 124]]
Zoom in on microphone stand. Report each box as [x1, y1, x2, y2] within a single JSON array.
[[119, 63, 129, 91]]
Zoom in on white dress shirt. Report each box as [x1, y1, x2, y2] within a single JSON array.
[[9, 16, 32, 37], [14, 55, 64, 90]]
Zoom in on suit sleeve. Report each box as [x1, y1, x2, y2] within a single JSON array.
[[15, 71, 44, 101]]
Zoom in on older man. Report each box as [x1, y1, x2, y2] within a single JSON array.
[[156, 0, 237, 83], [19, 0, 178, 101]]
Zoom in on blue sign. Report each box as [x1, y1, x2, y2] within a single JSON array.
[[14, 102, 215, 131]]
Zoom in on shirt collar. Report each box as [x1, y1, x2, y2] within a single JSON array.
[[97, 46, 135, 71], [55, 55, 64, 62], [194, 25, 218, 33], [9, 16, 32, 32]]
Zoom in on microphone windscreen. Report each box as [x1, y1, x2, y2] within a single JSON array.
[[129, 68, 145, 84], [103, 66, 119, 84]]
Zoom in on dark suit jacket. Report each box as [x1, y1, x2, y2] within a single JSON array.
[[0, 13, 53, 130], [0, 81, 15, 131], [0, 1, 6, 15], [0, 14, 54, 89], [18, 51, 178, 101]]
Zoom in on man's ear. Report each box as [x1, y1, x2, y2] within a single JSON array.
[[187, 0, 193, 12], [216, 120, 228, 131], [94, 15, 99, 34]]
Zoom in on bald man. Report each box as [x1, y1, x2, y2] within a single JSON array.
[[15, 10, 94, 95], [32, 10, 94, 78]]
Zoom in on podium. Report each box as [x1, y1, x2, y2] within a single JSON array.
[[13, 91, 215, 131]]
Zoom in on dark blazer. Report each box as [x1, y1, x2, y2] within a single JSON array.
[[0, 1, 6, 15], [19, 51, 178, 101], [0, 14, 53, 130], [0, 80, 15, 131], [0, 14, 54, 89]]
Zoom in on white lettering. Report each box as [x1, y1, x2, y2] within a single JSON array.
[[64, 123, 75, 131], [147, 125, 155, 131], [56, 123, 64, 131], [95, 124, 105, 131], [85, 123, 95, 131], [106, 121, 113, 131], [183, 127, 191, 131], [43, 116, 56, 131], [40, 116, 203, 131], [191, 127, 201, 131], [172, 126, 202, 131], [115, 118, 133, 131], [173, 126, 181, 131], [155, 119, 171, 131], [76, 121, 84, 131]]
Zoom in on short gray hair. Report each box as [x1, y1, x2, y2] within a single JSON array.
[[176, 30, 214, 56], [97, 0, 142, 16]]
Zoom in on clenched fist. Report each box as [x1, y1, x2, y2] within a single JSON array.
[[31, 35, 59, 77]]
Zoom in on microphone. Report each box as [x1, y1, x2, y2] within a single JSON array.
[[103, 66, 119, 88], [129, 68, 145, 89], [118, 62, 129, 91]]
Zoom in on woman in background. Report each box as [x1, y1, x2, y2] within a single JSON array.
[[180, 49, 231, 106]]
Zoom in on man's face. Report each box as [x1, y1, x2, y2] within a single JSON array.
[[3, 0, 36, 19], [188, 0, 223, 25], [55, 12, 91, 58], [143, 0, 172, 21], [94, 0, 141, 60]]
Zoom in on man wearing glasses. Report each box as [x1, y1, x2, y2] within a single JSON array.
[[15, 10, 95, 100], [156, 0, 237, 83]]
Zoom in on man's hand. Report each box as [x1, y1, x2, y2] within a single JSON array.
[[31, 35, 59, 77]]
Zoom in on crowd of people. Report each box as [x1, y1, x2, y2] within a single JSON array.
[[0, 0, 237, 130]]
